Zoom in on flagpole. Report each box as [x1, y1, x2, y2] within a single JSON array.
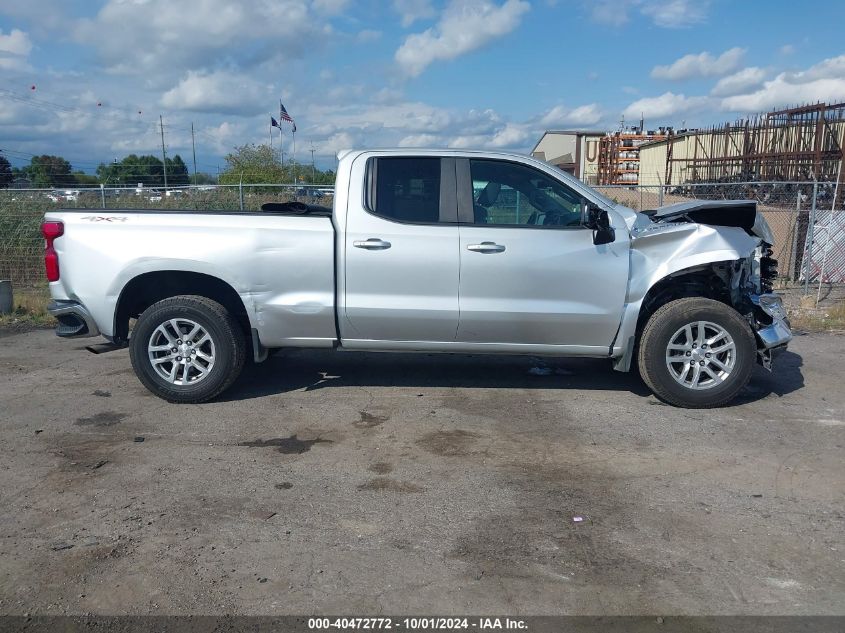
[[292, 128, 297, 186], [279, 100, 284, 169], [269, 115, 273, 150]]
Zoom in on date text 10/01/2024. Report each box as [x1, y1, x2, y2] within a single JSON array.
[[307, 617, 528, 630]]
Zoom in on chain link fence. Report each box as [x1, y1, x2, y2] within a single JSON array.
[[595, 181, 844, 288], [0, 184, 333, 287], [1, 181, 842, 291]]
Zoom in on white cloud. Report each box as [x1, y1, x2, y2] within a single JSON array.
[[356, 29, 382, 42], [0, 2, 71, 33], [651, 47, 745, 81], [720, 55, 845, 112], [587, 0, 710, 28], [623, 91, 710, 120], [160, 71, 272, 115], [306, 100, 538, 153], [312, 0, 350, 14], [395, 0, 530, 77], [0, 28, 33, 72], [73, 1, 327, 76], [372, 87, 405, 104], [710, 67, 767, 97], [780, 44, 795, 56], [392, 0, 437, 26], [0, 56, 31, 71], [588, 1, 629, 26], [447, 122, 531, 149], [398, 133, 440, 147], [640, 0, 709, 28], [539, 104, 603, 127], [0, 28, 32, 56], [488, 123, 530, 148]]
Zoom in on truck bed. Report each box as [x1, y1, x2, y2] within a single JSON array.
[[44, 207, 339, 347]]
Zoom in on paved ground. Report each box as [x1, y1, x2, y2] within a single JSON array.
[[0, 329, 843, 616]]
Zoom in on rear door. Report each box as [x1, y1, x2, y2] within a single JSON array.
[[342, 156, 460, 342], [455, 158, 629, 349]]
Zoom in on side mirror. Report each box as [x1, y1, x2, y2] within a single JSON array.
[[586, 206, 616, 246]]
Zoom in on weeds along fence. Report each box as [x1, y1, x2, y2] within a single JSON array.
[[1, 181, 842, 290], [0, 184, 333, 287]]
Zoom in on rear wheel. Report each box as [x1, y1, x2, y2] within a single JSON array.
[[129, 295, 246, 403], [637, 298, 756, 408]]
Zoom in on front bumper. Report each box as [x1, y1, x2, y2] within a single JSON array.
[[750, 293, 792, 370], [48, 300, 100, 338], [757, 318, 792, 349], [751, 293, 792, 349]]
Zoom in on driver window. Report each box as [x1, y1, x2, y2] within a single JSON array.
[[469, 159, 585, 227]]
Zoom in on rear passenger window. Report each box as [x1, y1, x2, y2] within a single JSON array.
[[368, 157, 441, 223]]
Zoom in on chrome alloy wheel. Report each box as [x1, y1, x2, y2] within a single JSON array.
[[665, 320, 736, 391], [147, 318, 216, 385]]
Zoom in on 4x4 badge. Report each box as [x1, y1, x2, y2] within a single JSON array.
[[80, 216, 127, 222]]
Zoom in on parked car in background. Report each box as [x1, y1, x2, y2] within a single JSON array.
[[42, 149, 790, 408]]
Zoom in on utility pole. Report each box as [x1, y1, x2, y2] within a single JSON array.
[[159, 115, 168, 189], [191, 122, 198, 186], [310, 144, 316, 183]]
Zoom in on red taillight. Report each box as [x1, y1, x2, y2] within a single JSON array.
[[42, 222, 64, 240], [41, 221, 64, 282]]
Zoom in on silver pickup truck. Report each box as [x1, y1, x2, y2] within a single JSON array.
[[43, 149, 791, 408]]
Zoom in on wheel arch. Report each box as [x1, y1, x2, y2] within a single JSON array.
[[635, 261, 738, 335], [113, 271, 253, 343], [612, 260, 742, 372]]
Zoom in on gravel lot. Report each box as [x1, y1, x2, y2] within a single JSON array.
[[0, 329, 843, 615]]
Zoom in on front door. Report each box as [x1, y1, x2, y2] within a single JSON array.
[[456, 158, 630, 349]]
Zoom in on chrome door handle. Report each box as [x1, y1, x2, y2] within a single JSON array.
[[467, 241, 506, 253], [353, 238, 392, 250]]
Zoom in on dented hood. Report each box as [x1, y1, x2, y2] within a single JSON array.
[[645, 199, 774, 245]]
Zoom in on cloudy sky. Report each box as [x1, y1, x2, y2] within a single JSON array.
[[1, 0, 845, 173]]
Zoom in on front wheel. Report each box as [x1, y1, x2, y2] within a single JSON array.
[[637, 298, 756, 408], [129, 295, 246, 403]]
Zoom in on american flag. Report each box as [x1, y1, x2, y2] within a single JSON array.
[[279, 101, 296, 133]]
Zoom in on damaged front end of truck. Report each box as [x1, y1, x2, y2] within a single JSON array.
[[613, 200, 792, 372]]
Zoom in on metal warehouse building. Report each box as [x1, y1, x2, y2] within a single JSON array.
[[531, 130, 604, 184], [637, 102, 845, 193]]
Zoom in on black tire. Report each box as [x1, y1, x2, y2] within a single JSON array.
[[129, 295, 246, 403], [637, 297, 756, 408]]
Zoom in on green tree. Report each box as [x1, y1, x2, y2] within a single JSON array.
[[97, 154, 164, 187], [220, 144, 336, 185], [219, 144, 287, 185], [96, 153, 190, 187], [311, 168, 335, 185], [165, 154, 190, 186], [29, 155, 75, 188], [0, 155, 11, 188], [73, 171, 100, 186]]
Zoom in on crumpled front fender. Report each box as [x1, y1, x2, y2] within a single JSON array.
[[627, 223, 760, 305], [610, 222, 761, 371]]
